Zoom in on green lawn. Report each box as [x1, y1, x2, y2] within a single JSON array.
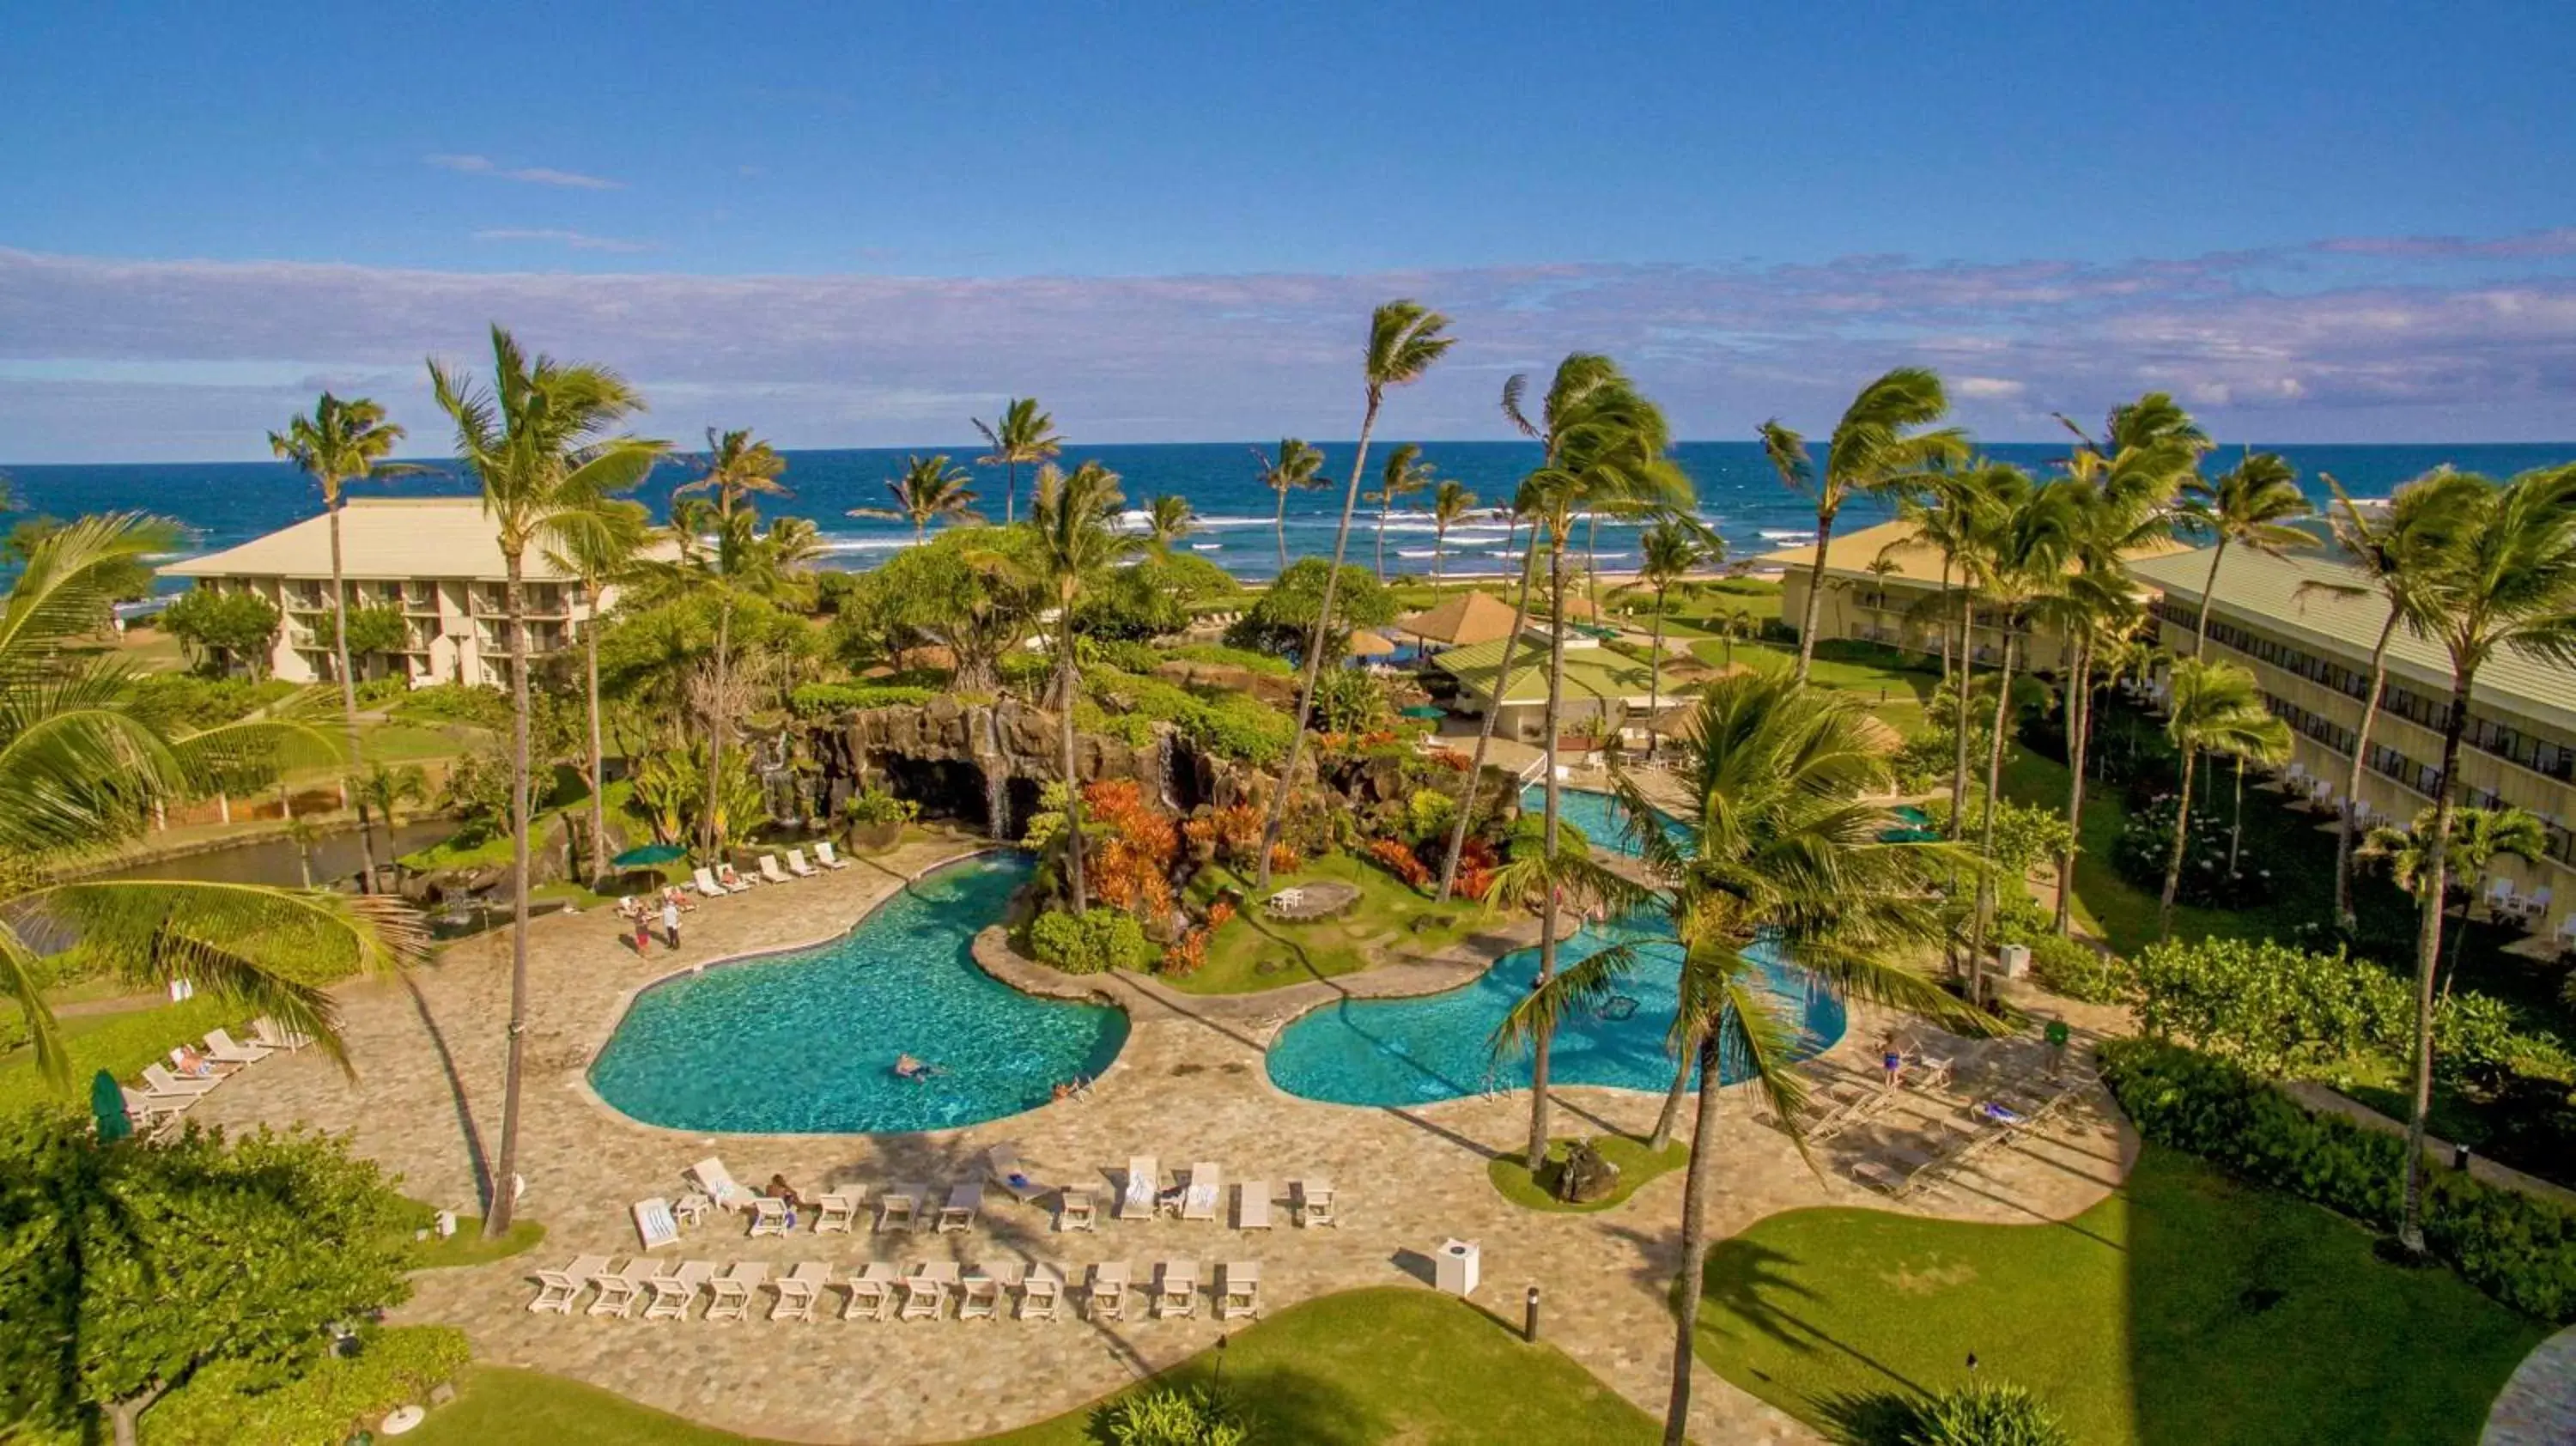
[[1694, 1145, 2543, 1446], [405, 1288, 1663, 1446], [1682, 635, 1938, 741], [1178, 856, 1489, 995], [0, 997, 248, 1118], [1489, 1133, 1688, 1213], [400, 1212, 547, 1272]]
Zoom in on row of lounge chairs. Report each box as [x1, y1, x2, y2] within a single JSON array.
[[531, 1255, 1261, 1323], [1847, 1074, 2092, 1200], [118, 1017, 311, 1138], [690, 844, 851, 900]]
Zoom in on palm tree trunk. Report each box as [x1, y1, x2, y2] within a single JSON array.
[[584, 583, 609, 884], [1661, 1031, 1726, 1443], [1935, 559, 1953, 684], [1968, 633, 2016, 1006], [2055, 638, 2091, 937], [2228, 756, 2245, 874], [1433, 521, 1447, 586], [2194, 539, 2228, 656], [701, 599, 733, 858], [487, 552, 532, 1238], [1004, 459, 1018, 526], [2336, 615, 2401, 931], [1376, 495, 1391, 581], [1644, 584, 1667, 762], [326, 498, 380, 894], [1273, 485, 1290, 572], [1648, 1024, 1699, 1152], [2400, 669, 2475, 1255], [1794, 506, 1836, 684], [1437, 535, 1541, 902], [2160, 750, 2197, 943], [1256, 398, 1385, 889], [1584, 512, 1601, 612], [1947, 595, 1978, 840], [1059, 611, 1089, 912], [1527, 534, 1569, 1171]]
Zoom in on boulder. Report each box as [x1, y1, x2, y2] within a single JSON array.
[[1554, 1139, 1622, 1204]]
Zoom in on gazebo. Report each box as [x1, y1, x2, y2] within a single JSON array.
[[1394, 591, 1522, 652]]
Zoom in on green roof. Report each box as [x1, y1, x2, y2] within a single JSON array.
[[1434, 631, 1662, 708], [2129, 547, 2576, 738]]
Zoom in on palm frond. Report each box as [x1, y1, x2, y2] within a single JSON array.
[[1487, 941, 1641, 1066]]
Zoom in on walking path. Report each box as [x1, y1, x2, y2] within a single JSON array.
[[2486, 1324, 2576, 1446], [194, 827, 2135, 1445]]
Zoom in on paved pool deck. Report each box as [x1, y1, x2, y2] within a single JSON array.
[[193, 827, 2137, 1445]]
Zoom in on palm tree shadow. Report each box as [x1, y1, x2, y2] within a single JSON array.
[[1686, 1233, 1937, 1401], [401, 971, 492, 1212]]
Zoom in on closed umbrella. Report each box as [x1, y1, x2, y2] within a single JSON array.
[[90, 1069, 132, 1143]]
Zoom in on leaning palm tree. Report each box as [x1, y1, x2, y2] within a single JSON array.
[[669, 428, 787, 857], [660, 500, 819, 853], [2154, 657, 2291, 943], [1434, 501, 1542, 904], [268, 392, 425, 893], [1252, 437, 1329, 571], [851, 453, 981, 546], [1506, 675, 1980, 1444], [1143, 494, 1197, 555], [1619, 518, 1713, 761], [2385, 465, 2576, 1254], [1766, 369, 1971, 684], [2361, 804, 2548, 1003], [428, 326, 665, 1238], [1428, 478, 1479, 586], [972, 397, 1061, 526], [2182, 451, 2313, 653], [1255, 302, 1455, 888], [2300, 470, 2479, 930], [543, 493, 654, 881], [1370, 442, 1436, 580], [0, 515, 428, 1087], [1008, 462, 1140, 912]]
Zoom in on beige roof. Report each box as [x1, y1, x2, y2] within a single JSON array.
[[161, 498, 612, 584], [1396, 591, 1523, 647], [1759, 516, 2192, 586], [2129, 547, 2576, 738]]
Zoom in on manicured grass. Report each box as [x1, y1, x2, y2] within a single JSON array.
[[0, 997, 246, 1118], [400, 1212, 548, 1271], [359, 720, 479, 764], [404, 1288, 1663, 1446], [1694, 1145, 2544, 1446], [1489, 1133, 1689, 1213], [1179, 856, 1488, 995]]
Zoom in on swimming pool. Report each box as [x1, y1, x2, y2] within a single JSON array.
[[1519, 783, 1686, 858], [1882, 804, 1941, 842], [1265, 910, 1846, 1107], [588, 853, 1127, 1133]]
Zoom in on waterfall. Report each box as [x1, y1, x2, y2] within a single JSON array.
[[979, 704, 1011, 841], [1155, 730, 1180, 811]]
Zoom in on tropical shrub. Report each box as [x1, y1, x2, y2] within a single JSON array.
[[2020, 933, 2126, 1005], [1092, 1386, 1259, 1446], [839, 786, 920, 827], [1085, 781, 1181, 920], [1224, 556, 1395, 656], [1312, 665, 1392, 734], [788, 682, 936, 718], [1088, 670, 1294, 766], [1029, 907, 1157, 975], [2100, 1038, 2576, 1322], [146, 1325, 471, 1446], [1897, 1381, 2070, 1446], [2127, 936, 2411, 1077], [1922, 795, 2075, 882], [331, 604, 412, 659], [1157, 928, 1208, 979], [1366, 836, 1432, 890], [160, 587, 283, 677], [1165, 642, 1292, 677], [120, 674, 301, 732]]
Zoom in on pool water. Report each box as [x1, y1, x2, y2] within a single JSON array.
[[1882, 804, 1941, 842], [1520, 783, 1686, 858], [1265, 909, 1846, 1107], [588, 854, 1127, 1133]]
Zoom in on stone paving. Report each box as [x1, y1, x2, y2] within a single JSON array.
[[195, 827, 2137, 1445], [2485, 1323, 2576, 1446]]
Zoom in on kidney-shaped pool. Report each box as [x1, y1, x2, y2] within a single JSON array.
[[1266, 908, 1846, 1107], [589, 853, 1127, 1133]]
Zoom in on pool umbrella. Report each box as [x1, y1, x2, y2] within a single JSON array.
[[1346, 631, 1396, 659], [1400, 705, 1448, 720], [90, 1069, 132, 1142], [611, 842, 687, 868]]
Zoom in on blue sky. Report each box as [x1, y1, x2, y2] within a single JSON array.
[[3, 0, 2573, 459]]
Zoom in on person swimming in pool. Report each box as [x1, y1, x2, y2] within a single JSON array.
[[895, 1053, 940, 1081]]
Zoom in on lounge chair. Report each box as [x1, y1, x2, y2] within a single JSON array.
[[202, 1028, 274, 1065], [844, 1261, 900, 1321], [759, 854, 796, 885], [715, 861, 756, 892], [785, 848, 820, 878], [749, 1196, 796, 1237], [902, 1261, 959, 1321], [633, 1197, 682, 1252], [1087, 1261, 1133, 1321], [250, 1015, 313, 1051], [2518, 886, 2555, 924], [589, 1259, 661, 1317], [686, 1157, 757, 1213], [119, 1085, 193, 1127], [692, 866, 732, 901], [171, 1045, 243, 1078], [937, 1181, 984, 1234], [1236, 1182, 1273, 1231], [1154, 1259, 1200, 1319], [1179, 1162, 1221, 1222], [959, 1265, 1003, 1321], [1057, 1185, 1098, 1233], [812, 841, 852, 870], [141, 1064, 221, 1097], [987, 1144, 1049, 1204], [704, 1261, 769, 1322], [1294, 1177, 1335, 1228], [643, 1260, 718, 1321], [771, 1261, 832, 1321], [1022, 1263, 1065, 1321], [1217, 1261, 1260, 1320], [878, 1182, 926, 1232], [1119, 1157, 1160, 1221], [813, 1189, 865, 1234], [529, 1254, 611, 1314]]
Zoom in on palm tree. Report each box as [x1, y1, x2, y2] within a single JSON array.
[[1766, 369, 1971, 685], [1428, 478, 1479, 586], [2384, 465, 2576, 1254], [543, 494, 654, 881], [355, 761, 428, 833], [661, 501, 819, 852], [2154, 657, 2291, 943], [1010, 462, 1141, 912], [2300, 471, 2479, 930], [1505, 675, 1979, 1443], [268, 393, 424, 894], [1620, 519, 1713, 761], [2182, 451, 2314, 654], [669, 428, 787, 857], [1434, 501, 1542, 905], [1144, 494, 1197, 555], [429, 326, 665, 1238], [2361, 804, 2548, 1002], [1370, 442, 1436, 580], [1255, 302, 1455, 888], [0, 515, 428, 1087], [1252, 437, 1329, 571], [1895, 465, 2003, 843], [972, 397, 1060, 526], [851, 454, 980, 545]]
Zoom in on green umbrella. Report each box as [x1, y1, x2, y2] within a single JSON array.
[[90, 1069, 132, 1143], [611, 842, 687, 868], [1400, 705, 1448, 720]]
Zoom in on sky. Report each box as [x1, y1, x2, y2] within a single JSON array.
[[2, 0, 2573, 461]]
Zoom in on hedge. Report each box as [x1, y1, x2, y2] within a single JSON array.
[[788, 683, 937, 718], [2099, 1037, 2576, 1321], [145, 1325, 471, 1446], [1029, 908, 1157, 975]]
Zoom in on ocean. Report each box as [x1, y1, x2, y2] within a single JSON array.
[[3, 440, 2568, 592]]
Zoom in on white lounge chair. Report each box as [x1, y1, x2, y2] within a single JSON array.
[[250, 1015, 313, 1051], [938, 1181, 984, 1234], [772, 1261, 832, 1321], [715, 861, 757, 892], [1088, 1261, 1132, 1321], [785, 848, 820, 878], [812, 840, 852, 870], [759, 854, 796, 885], [1057, 1184, 1098, 1232], [632, 1197, 682, 1252], [141, 1064, 221, 1097], [528, 1254, 611, 1314], [2488, 877, 2521, 914], [1179, 1162, 1221, 1222], [959, 1265, 1003, 1321], [1155, 1259, 1200, 1319], [749, 1197, 796, 1237], [1236, 1182, 1272, 1231], [202, 1028, 274, 1065], [1120, 1157, 1159, 1221], [902, 1261, 959, 1321], [705, 1261, 769, 1322], [1217, 1261, 1260, 1320], [692, 866, 732, 900], [813, 1189, 864, 1234], [1022, 1262, 1065, 1321], [686, 1157, 757, 1213], [2518, 886, 2555, 922], [1295, 1177, 1335, 1228], [987, 1143, 1049, 1204], [119, 1085, 193, 1128], [643, 1260, 718, 1321], [844, 1261, 901, 1321], [589, 1259, 660, 1317], [878, 1182, 926, 1232]]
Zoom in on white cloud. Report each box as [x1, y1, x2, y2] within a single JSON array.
[[1953, 376, 2028, 399], [425, 154, 623, 191], [471, 228, 655, 254]]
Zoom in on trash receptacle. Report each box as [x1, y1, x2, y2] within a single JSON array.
[[1436, 1237, 1480, 1297]]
